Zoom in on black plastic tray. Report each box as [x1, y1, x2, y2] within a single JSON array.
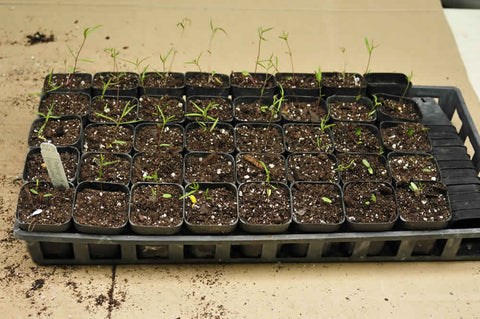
[[14, 86, 480, 264]]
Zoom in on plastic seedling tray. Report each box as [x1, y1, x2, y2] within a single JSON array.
[[13, 85, 480, 264]]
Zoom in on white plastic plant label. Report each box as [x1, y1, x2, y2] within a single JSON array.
[[40, 142, 69, 189]]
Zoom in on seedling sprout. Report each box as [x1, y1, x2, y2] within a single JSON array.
[[364, 37, 379, 75], [362, 158, 374, 175]]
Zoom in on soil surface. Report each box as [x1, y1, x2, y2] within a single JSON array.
[[396, 182, 451, 222], [230, 72, 275, 89], [92, 72, 139, 90], [39, 93, 90, 117], [284, 124, 333, 153], [275, 73, 318, 89], [332, 122, 382, 153], [143, 72, 184, 88], [44, 73, 91, 91], [288, 153, 338, 182], [134, 124, 183, 153], [236, 153, 286, 183], [138, 95, 185, 123], [238, 182, 291, 225], [234, 97, 279, 122], [337, 153, 390, 183], [89, 97, 138, 123], [130, 184, 183, 227], [186, 124, 234, 153], [329, 99, 375, 122], [185, 186, 237, 227], [131, 151, 183, 184], [344, 182, 397, 224], [24, 149, 78, 183], [187, 96, 233, 122], [235, 124, 284, 153], [185, 152, 234, 183], [388, 153, 440, 182], [74, 188, 128, 228], [17, 182, 74, 227], [79, 153, 131, 184], [83, 124, 133, 153], [29, 117, 81, 147], [381, 122, 431, 152], [321, 73, 364, 88], [378, 96, 421, 121], [281, 98, 326, 122], [291, 183, 343, 224], [186, 73, 229, 88]]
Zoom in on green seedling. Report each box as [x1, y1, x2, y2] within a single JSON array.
[[29, 179, 52, 197], [369, 94, 381, 118], [104, 48, 121, 73], [153, 104, 175, 147], [186, 51, 203, 73], [159, 48, 176, 74], [95, 100, 140, 129], [186, 101, 219, 132], [315, 136, 332, 152], [205, 188, 212, 200], [364, 37, 379, 75], [259, 160, 277, 196], [99, 76, 120, 99], [208, 19, 227, 54], [422, 168, 432, 173], [37, 102, 60, 140], [399, 71, 414, 103], [378, 146, 385, 156], [320, 108, 335, 132], [177, 17, 192, 36], [209, 70, 223, 85], [260, 83, 284, 127], [124, 57, 149, 92], [66, 25, 101, 79], [362, 158, 374, 175], [93, 153, 120, 180], [321, 197, 332, 204], [241, 70, 256, 85], [279, 31, 295, 84], [340, 47, 347, 78], [315, 66, 323, 98], [335, 160, 355, 172], [180, 182, 200, 207], [254, 27, 273, 75], [371, 193, 377, 203], [355, 127, 362, 136], [163, 193, 172, 198], [407, 127, 414, 137], [409, 181, 423, 196]]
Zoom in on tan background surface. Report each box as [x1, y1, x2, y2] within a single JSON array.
[[0, 0, 479, 318]]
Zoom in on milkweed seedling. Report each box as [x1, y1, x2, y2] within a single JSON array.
[[254, 27, 273, 75], [124, 57, 149, 92], [37, 102, 60, 140], [95, 100, 140, 129], [65, 25, 101, 80], [177, 17, 192, 36], [186, 101, 220, 132], [143, 171, 160, 182], [279, 31, 295, 84], [362, 158, 374, 175], [208, 19, 227, 54], [29, 179, 53, 198], [259, 160, 277, 196], [322, 197, 332, 204], [407, 127, 414, 137], [364, 37, 379, 75], [340, 47, 347, 78], [159, 48, 176, 74], [314, 66, 323, 98], [320, 108, 335, 132], [186, 52, 203, 73], [260, 83, 284, 128], [93, 153, 120, 180], [399, 71, 414, 104], [153, 103, 175, 147], [104, 48, 121, 73], [180, 182, 200, 207], [365, 193, 377, 205], [409, 181, 423, 196], [335, 160, 355, 172]]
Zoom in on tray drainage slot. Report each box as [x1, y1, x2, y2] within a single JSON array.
[[457, 238, 480, 256], [40, 242, 74, 259], [230, 244, 262, 258], [184, 244, 216, 259], [322, 242, 352, 257], [411, 239, 447, 256], [137, 245, 169, 259], [88, 244, 121, 259]]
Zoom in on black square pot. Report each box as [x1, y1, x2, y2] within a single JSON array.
[[185, 72, 230, 97], [274, 73, 319, 97], [321, 72, 366, 97], [140, 72, 185, 97], [230, 72, 276, 98], [364, 72, 410, 96], [92, 72, 139, 97], [42, 73, 92, 95], [327, 95, 376, 124]]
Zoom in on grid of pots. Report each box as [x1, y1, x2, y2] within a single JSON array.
[[17, 71, 453, 257]]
